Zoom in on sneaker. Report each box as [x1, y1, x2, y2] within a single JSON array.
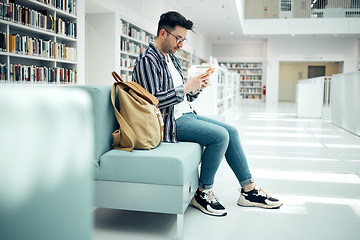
[[191, 189, 227, 216], [237, 185, 283, 209]]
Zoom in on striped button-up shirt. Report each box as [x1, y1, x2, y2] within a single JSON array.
[[132, 42, 199, 143]]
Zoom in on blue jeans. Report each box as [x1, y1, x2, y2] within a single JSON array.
[[175, 113, 254, 190]]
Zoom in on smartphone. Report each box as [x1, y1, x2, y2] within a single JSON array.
[[205, 67, 215, 75], [201, 67, 215, 82]]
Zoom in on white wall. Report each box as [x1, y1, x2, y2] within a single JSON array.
[[211, 40, 266, 62], [266, 37, 359, 103], [331, 72, 360, 136], [243, 18, 360, 35], [85, 12, 120, 85]]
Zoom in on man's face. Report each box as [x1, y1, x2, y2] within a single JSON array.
[[161, 26, 187, 55]]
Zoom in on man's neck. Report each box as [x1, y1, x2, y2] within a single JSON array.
[[153, 39, 167, 58]]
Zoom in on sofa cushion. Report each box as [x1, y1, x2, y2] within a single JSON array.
[[97, 142, 202, 186]]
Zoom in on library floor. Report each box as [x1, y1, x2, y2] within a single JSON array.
[[93, 101, 360, 240]]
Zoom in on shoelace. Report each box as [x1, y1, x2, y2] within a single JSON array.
[[203, 190, 219, 204], [257, 186, 269, 198]]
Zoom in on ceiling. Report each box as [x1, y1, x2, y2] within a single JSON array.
[[85, 0, 360, 41], [167, 0, 245, 41], [85, 0, 248, 41]]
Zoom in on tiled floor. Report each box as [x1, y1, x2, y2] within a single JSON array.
[[93, 101, 360, 240]]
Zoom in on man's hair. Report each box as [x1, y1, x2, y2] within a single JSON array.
[[156, 11, 194, 37]]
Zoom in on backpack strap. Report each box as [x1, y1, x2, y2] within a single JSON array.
[[111, 83, 135, 151], [112, 71, 124, 83], [112, 71, 159, 105]]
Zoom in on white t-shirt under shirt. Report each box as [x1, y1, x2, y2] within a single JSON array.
[[166, 54, 193, 119]]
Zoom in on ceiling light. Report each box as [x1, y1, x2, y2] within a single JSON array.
[[218, 5, 224, 8], [230, 32, 234, 35], [291, 34, 295, 37]]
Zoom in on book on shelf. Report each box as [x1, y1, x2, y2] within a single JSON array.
[[10, 63, 77, 83], [121, 58, 136, 69], [8, 33, 76, 61], [36, 0, 77, 15], [122, 23, 154, 44], [0, 63, 7, 81], [0, 31, 6, 51], [0, 2, 77, 39], [121, 40, 143, 55], [175, 49, 190, 60], [119, 73, 132, 82]]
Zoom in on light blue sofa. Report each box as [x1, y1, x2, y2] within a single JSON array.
[[76, 85, 202, 239]]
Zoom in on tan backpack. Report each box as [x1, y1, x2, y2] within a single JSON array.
[[111, 71, 163, 151]]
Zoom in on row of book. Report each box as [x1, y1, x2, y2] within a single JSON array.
[[241, 89, 262, 93], [241, 76, 262, 81], [119, 73, 132, 82], [241, 82, 262, 87], [237, 69, 262, 75], [9, 64, 77, 83], [225, 63, 262, 69], [121, 58, 136, 69], [180, 59, 190, 69], [0, 2, 77, 39], [8, 34, 76, 61], [36, 0, 77, 15], [175, 49, 191, 61], [122, 23, 153, 44], [241, 94, 262, 99], [121, 40, 143, 55]]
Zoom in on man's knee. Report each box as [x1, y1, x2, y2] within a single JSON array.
[[215, 127, 229, 145]]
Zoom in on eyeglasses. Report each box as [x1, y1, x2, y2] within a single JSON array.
[[164, 29, 187, 45]]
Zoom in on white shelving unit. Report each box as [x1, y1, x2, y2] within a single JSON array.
[[226, 71, 238, 109], [119, 18, 154, 82], [221, 62, 263, 100], [188, 65, 234, 116], [174, 49, 191, 79], [0, 0, 78, 84]]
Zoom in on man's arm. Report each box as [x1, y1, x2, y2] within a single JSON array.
[[132, 56, 184, 109]]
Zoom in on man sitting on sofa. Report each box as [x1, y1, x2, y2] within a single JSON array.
[[132, 11, 282, 217]]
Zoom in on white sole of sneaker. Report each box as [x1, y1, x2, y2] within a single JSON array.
[[237, 197, 283, 209], [190, 198, 227, 217]]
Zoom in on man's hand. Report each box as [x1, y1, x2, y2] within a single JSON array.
[[184, 73, 210, 94]]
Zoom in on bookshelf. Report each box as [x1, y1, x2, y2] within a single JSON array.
[[221, 62, 263, 100], [0, 0, 78, 84], [119, 18, 154, 82], [174, 48, 191, 79]]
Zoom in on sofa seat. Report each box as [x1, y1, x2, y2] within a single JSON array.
[[98, 142, 202, 186], [71, 85, 204, 239]]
